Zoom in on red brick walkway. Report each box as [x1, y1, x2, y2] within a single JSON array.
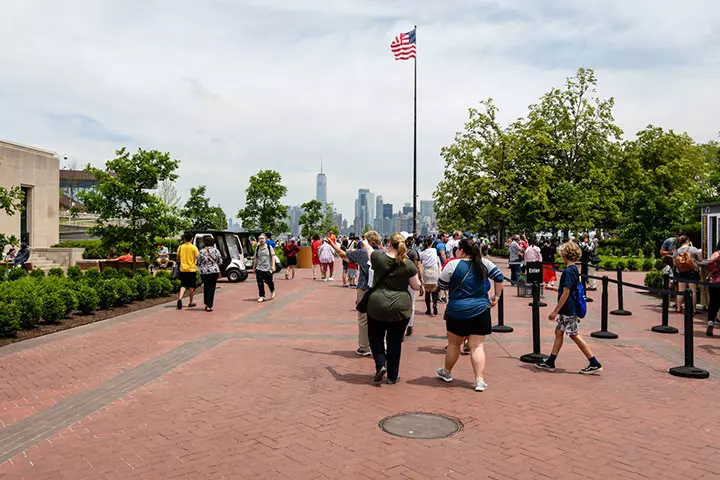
[[1, 261, 719, 479]]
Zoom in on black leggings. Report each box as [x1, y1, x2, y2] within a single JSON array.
[[709, 285, 720, 324], [425, 291, 439, 311], [368, 317, 410, 382]]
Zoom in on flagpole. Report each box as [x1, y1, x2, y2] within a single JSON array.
[[412, 25, 418, 236]]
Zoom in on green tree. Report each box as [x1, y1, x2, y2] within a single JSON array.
[[434, 99, 518, 238], [237, 170, 289, 234], [0, 158, 24, 251], [79, 147, 184, 268], [298, 200, 323, 239], [621, 126, 707, 251], [321, 202, 339, 235], [522, 67, 624, 232], [181, 186, 227, 231]]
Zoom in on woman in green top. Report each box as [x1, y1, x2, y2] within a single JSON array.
[[364, 232, 424, 384]]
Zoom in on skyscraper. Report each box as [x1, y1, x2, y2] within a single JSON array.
[[357, 189, 371, 234], [316, 161, 327, 206]]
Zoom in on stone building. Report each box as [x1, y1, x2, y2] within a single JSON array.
[[0, 139, 59, 248]]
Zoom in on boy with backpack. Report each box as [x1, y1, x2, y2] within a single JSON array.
[[536, 241, 603, 374]]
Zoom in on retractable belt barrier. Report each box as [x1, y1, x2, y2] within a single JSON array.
[[487, 258, 711, 379]]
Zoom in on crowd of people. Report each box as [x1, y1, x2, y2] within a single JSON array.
[[251, 229, 602, 390]]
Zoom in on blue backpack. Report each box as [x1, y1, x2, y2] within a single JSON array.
[[575, 281, 587, 319]]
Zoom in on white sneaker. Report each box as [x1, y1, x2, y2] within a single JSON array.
[[257, 297, 265, 303], [271, 291, 276, 299], [328, 277, 334, 281], [324, 278, 329, 282], [474, 380, 488, 392]]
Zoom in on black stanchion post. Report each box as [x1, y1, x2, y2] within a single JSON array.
[[652, 273, 678, 334], [582, 259, 594, 303], [591, 276, 618, 339], [610, 266, 632, 316], [520, 282, 548, 363], [492, 290, 513, 333], [669, 289, 709, 379]]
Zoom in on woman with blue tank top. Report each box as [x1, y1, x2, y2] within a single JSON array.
[[435, 238, 504, 392]]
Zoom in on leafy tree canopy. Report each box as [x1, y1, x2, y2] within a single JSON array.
[[79, 147, 184, 264], [181, 185, 227, 231], [237, 170, 289, 234]]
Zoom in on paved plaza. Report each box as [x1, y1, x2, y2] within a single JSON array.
[[1, 261, 719, 480]]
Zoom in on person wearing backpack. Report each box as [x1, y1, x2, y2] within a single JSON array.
[[706, 240, 720, 336], [536, 241, 602, 374], [673, 235, 702, 314], [253, 234, 276, 302]]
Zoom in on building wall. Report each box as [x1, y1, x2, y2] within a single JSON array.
[[0, 140, 59, 248]]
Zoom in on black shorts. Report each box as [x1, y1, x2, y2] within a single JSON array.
[[179, 271, 197, 289], [675, 270, 700, 282], [286, 256, 297, 266], [445, 309, 492, 337]]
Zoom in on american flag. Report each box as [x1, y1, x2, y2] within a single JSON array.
[[390, 29, 416, 61]]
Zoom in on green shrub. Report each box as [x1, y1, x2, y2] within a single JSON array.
[[76, 284, 100, 314], [602, 259, 616, 271], [155, 270, 171, 280], [30, 269, 45, 279], [654, 259, 665, 271], [42, 292, 67, 323], [67, 265, 83, 280], [147, 276, 162, 298], [48, 268, 64, 278], [85, 268, 101, 286], [157, 276, 174, 297], [622, 247, 631, 257], [115, 278, 134, 305], [96, 280, 119, 308], [616, 260, 627, 271], [61, 288, 79, 316], [135, 276, 150, 300], [8, 280, 43, 329], [134, 268, 151, 277], [120, 268, 135, 278], [493, 248, 509, 258], [641, 259, 654, 271], [101, 267, 119, 280], [644, 270, 664, 291], [626, 258, 639, 271], [0, 302, 21, 336], [83, 244, 108, 259], [0, 266, 7, 282]]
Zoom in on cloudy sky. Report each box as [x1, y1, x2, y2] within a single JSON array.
[[1, 0, 719, 224]]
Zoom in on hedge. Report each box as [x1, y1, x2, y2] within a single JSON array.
[[52, 238, 183, 259], [0, 267, 178, 337]]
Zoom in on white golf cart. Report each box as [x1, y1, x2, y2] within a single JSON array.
[[189, 230, 249, 283]]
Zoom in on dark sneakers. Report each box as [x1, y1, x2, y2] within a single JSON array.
[[373, 366, 387, 383], [176, 300, 182, 310], [406, 326, 414, 337], [535, 360, 555, 371], [579, 363, 603, 375]]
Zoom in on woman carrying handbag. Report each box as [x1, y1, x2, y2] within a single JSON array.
[[196, 235, 223, 312]]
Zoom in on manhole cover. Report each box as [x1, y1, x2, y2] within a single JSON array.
[[379, 412, 462, 439]]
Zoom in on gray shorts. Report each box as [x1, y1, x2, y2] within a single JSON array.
[[557, 314, 580, 336]]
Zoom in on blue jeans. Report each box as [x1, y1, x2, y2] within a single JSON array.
[[510, 263, 521, 284]]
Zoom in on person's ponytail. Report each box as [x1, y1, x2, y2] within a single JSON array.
[[390, 233, 408, 264], [459, 239, 485, 281]]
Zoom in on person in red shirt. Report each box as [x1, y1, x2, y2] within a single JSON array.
[[116, 249, 134, 263], [311, 234, 322, 280], [282, 238, 301, 280]]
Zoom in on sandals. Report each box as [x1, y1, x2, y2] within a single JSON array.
[[188, 303, 197, 308]]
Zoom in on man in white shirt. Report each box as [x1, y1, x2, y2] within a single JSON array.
[[446, 231, 462, 259]]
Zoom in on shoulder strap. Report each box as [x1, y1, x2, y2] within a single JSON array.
[[451, 261, 472, 293], [367, 257, 400, 294]]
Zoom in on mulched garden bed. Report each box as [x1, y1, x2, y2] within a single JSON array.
[[0, 289, 202, 348]]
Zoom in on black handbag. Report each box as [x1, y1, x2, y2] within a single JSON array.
[[172, 246, 182, 280], [356, 262, 399, 313]]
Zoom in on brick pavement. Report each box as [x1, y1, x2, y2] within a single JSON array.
[[1, 261, 719, 479]]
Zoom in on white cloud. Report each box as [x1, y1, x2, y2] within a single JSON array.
[[0, 0, 718, 224]]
